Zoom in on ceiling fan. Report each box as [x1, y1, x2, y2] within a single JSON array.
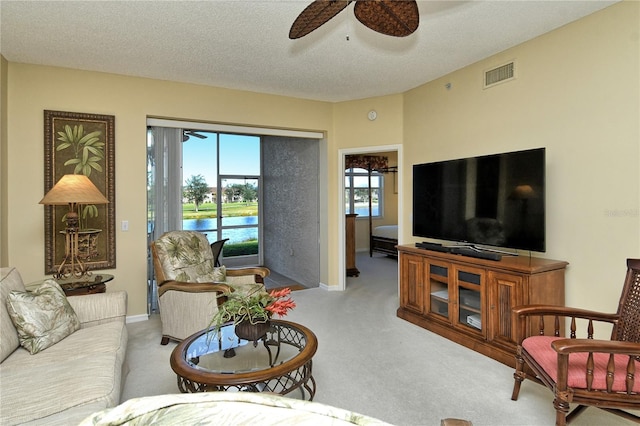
[[289, 0, 419, 39], [182, 130, 207, 142]]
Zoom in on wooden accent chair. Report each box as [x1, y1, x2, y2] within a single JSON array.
[[210, 238, 229, 267], [511, 258, 640, 425], [150, 231, 270, 345]]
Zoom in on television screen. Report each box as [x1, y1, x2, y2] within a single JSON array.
[[413, 148, 545, 252]]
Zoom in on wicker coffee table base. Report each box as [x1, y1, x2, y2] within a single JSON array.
[[171, 321, 318, 401], [177, 360, 316, 401]]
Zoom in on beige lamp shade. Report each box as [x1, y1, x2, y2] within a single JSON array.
[[40, 174, 109, 205]]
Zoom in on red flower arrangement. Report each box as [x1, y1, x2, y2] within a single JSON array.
[[264, 288, 297, 317]]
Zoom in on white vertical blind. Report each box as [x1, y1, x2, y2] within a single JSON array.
[[148, 127, 183, 238]]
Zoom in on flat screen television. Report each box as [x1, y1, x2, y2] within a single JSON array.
[[413, 148, 545, 252]]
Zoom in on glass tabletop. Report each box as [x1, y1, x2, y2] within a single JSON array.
[[185, 322, 306, 375]]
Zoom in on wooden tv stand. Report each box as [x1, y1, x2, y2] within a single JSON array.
[[396, 244, 567, 367]]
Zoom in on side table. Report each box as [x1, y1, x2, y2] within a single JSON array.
[[27, 274, 114, 296]]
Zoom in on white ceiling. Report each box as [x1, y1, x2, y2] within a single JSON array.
[[0, 1, 618, 102]]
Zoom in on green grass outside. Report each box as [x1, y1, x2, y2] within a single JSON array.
[[223, 240, 258, 256], [182, 202, 257, 219]]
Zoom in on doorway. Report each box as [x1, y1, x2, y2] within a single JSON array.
[[338, 144, 403, 291]]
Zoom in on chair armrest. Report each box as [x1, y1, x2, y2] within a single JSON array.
[[227, 267, 270, 278], [227, 267, 270, 283], [552, 338, 640, 356], [513, 304, 619, 323], [67, 291, 127, 328], [157, 281, 231, 297], [512, 304, 620, 343]]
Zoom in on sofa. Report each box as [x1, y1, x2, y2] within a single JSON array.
[[80, 392, 393, 425], [0, 267, 129, 425]]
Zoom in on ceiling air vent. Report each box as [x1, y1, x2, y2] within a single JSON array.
[[484, 61, 515, 89]]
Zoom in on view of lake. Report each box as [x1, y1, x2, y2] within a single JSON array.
[[183, 207, 376, 244], [353, 206, 378, 216], [183, 216, 258, 244]]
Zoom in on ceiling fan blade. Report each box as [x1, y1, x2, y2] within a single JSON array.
[[289, 0, 353, 39], [354, 0, 419, 37], [183, 130, 207, 142]]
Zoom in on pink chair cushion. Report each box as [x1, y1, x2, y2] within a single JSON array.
[[523, 336, 640, 393]]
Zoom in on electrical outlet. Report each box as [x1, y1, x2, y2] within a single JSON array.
[[121, 220, 129, 231]]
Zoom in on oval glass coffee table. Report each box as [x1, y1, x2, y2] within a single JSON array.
[[170, 320, 318, 400]]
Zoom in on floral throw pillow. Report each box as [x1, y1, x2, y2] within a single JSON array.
[[5, 280, 80, 354]]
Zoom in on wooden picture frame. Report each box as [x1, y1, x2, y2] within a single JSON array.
[[44, 110, 116, 274]]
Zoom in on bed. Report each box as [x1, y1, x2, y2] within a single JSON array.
[[370, 224, 398, 257]]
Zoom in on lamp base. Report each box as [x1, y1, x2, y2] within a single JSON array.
[[55, 225, 91, 280]]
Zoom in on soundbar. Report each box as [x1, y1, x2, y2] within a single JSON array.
[[415, 242, 450, 253], [449, 247, 502, 261]]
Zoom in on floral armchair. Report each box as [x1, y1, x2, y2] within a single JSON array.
[[150, 231, 270, 345]]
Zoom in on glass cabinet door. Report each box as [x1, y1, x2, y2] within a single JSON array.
[[454, 267, 484, 334], [428, 262, 450, 319]]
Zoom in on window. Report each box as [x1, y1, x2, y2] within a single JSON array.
[[345, 167, 383, 218]]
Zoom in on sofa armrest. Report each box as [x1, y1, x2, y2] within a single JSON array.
[[67, 291, 127, 328]]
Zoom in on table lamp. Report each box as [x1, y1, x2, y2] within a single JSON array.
[[40, 174, 109, 279]]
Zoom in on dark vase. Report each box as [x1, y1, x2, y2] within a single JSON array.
[[234, 319, 271, 344]]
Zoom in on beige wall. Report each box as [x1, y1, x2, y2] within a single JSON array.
[[1, 55, 7, 267], [403, 1, 639, 314], [6, 66, 336, 316], [4, 2, 639, 320], [333, 96, 404, 251]]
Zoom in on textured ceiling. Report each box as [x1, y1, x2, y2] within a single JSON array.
[[0, 1, 618, 102]]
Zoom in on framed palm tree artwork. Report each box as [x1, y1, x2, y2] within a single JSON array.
[[43, 110, 116, 275]]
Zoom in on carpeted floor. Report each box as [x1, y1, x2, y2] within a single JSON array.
[[122, 253, 636, 425]]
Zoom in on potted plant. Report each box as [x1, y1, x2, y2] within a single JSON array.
[[210, 285, 296, 343]]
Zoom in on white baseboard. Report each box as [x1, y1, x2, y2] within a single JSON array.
[[320, 282, 344, 291], [126, 314, 149, 324]]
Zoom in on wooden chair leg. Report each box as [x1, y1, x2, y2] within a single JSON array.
[[553, 396, 570, 426], [511, 349, 525, 400], [161, 336, 170, 345]]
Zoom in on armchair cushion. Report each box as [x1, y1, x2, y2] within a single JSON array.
[[198, 266, 226, 283], [153, 231, 222, 283], [523, 336, 640, 393], [6, 280, 80, 354]]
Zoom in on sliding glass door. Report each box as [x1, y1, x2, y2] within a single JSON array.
[[148, 128, 262, 271], [147, 118, 323, 313], [182, 132, 261, 265]]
